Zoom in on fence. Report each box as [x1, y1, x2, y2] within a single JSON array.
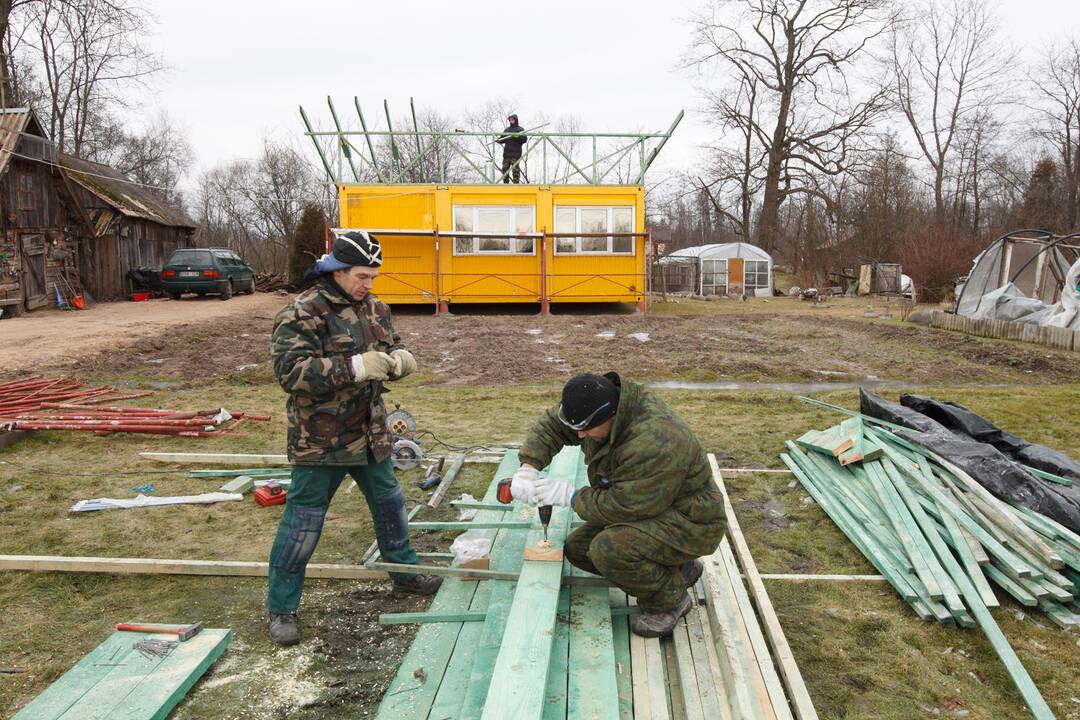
[[929, 310, 1079, 352]]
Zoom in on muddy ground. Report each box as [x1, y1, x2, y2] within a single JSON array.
[[29, 302, 1080, 386]]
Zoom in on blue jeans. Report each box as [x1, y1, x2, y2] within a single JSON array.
[[266, 453, 419, 614]]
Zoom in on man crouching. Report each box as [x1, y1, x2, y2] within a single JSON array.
[[510, 372, 725, 637]]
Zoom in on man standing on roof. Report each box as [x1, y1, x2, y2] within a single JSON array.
[[265, 231, 440, 646], [496, 113, 527, 184], [509, 372, 725, 637]]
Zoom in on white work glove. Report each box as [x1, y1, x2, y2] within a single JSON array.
[[534, 476, 576, 507], [350, 350, 395, 381], [510, 465, 540, 506], [389, 348, 417, 380]]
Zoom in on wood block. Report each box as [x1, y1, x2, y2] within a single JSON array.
[[523, 543, 563, 562], [220, 475, 254, 494]]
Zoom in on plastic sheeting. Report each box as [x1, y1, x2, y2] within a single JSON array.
[[859, 389, 1080, 533], [958, 254, 1080, 329]]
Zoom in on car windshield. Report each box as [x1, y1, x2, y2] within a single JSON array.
[[168, 249, 213, 267]]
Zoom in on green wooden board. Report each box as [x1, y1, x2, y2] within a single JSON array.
[[567, 581, 620, 719], [376, 451, 518, 719], [608, 589, 634, 720], [541, 588, 572, 720], [13, 629, 230, 720], [479, 448, 579, 720]]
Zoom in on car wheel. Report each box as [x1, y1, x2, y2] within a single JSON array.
[[245, 277, 256, 294], [169, 292, 182, 301], [220, 281, 233, 300]]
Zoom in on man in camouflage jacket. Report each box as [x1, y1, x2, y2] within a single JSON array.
[[512, 372, 725, 637], [265, 231, 440, 646]]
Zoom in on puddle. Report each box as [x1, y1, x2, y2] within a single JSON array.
[[648, 380, 1009, 393]]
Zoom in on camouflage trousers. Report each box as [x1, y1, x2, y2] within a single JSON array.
[[266, 452, 420, 614], [501, 156, 523, 184], [564, 522, 698, 613]]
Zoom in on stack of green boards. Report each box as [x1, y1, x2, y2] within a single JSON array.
[[784, 413, 1080, 720]]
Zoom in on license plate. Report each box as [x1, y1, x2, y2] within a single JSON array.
[[179, 271, 199, 277]]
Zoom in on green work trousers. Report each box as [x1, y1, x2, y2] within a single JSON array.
[[266, 453, 419, 614], [564, 522, 696, 613]]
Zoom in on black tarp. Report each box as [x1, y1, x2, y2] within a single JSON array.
[[900, 394, 1080, 480], [859, 389, 1080, 533]]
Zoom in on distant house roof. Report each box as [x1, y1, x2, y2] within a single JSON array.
[[0, 108, 49, 177], [59, 153, 196, 229]]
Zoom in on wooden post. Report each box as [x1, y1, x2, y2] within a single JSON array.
[[539, 229, 549, 316]]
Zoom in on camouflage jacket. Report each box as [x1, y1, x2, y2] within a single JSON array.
[[519, 378, 725, 557], [271, 277, 405, 466]]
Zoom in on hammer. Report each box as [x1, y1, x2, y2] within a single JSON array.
[[116, 621, 203, 641]]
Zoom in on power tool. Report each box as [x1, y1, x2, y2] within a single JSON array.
[[497, 477, 553, 543]]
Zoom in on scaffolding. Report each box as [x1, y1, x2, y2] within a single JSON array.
[[299, 97, 683, 186]]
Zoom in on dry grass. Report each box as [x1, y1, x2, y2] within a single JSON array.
[[1, 298, 1079, 719]]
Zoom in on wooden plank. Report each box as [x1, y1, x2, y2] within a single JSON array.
[[428, 582, 495, 719], [758, 574, 886, 582], [645, 632, 672, 720], [0, 555, 386, 581], [718, 541, 788, 720], [219, 476, 255, 494], [694, 603, 736, 720], [662, 638, 688, 720], [671, 619, 706, 720], [139, 451, 288, 465], [377, 452, 518, 720], [13, 629, 230, 720], [683, 609, 727, 720], [709, 455, 819, 720], [378, 611, 487, 625], [428, 453, 466, 508], [479, 447, 579, 720], [541, 588, 572, 720], [567, 579, 620, 719], [410, 521, 533, 531], [609, 589, 634, 720], [629, 599, 656, 720]]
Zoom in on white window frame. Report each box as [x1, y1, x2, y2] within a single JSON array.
[[553, 205, 636, 256], [744, 259, 770, 290], [452, 205, 537, 256], [700, 258, 729, 295]]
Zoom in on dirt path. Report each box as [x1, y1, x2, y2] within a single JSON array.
[[0, 293, 288, 373]]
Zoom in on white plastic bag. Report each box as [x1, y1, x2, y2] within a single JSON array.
[[450, 529, 493, 564]]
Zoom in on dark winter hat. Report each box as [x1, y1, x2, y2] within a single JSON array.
[[558, 372, 621, 431], [332, 230, 382, 267]]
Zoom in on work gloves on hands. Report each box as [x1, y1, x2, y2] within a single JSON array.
[[534, 476, 575, 507], [350, 350, 395, 382], [510, 465, 540, 505], [389, 349, 417, 380]]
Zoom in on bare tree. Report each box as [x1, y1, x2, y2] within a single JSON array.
[[8, 0, 161, 155], [687, 0, 895, 254], [888, 0, 1011, 228], [88, 111, 193, 204], [1029, 38, 1080, 230]]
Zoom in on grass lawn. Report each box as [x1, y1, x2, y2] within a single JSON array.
[[1, 297, 1079, 719]]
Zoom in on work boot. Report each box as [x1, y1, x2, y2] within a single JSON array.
[[268, 613, 300, 646], [392, 574, 443, 596], [630, 592, 693, 638], [680, 559, 704, 588]]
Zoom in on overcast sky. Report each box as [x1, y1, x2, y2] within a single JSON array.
[[143, 0, 1080, 190]]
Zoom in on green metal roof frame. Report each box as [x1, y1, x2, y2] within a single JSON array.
[[300, 97, 683, 186]]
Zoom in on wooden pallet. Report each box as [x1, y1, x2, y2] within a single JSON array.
[[374, 449, 814, 719]]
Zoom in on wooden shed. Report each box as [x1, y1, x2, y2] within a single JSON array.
[[60, 154, 196, 300], [0, 108, 81, 316]]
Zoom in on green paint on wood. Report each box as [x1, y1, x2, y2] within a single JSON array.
[[13, 629, 230, 720]]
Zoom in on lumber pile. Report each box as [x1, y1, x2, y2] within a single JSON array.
[[0, 375, 268, 437], [370, 448, 815, 720], [254, 272, 289, 292], [782, 415, 1078, 719]]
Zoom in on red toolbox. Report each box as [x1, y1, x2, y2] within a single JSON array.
[[254, 482, 287, 507]]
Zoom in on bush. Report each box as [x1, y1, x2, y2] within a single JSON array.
[[898, 226, 988, 302], [288, 204, 328, 288]]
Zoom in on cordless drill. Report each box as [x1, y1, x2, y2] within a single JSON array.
[[497, 477, 553, 542]]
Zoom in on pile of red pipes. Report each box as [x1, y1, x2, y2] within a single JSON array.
[[0, 375, 269, 438]]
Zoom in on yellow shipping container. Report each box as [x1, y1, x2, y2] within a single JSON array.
[[338, 184, 647, 313]]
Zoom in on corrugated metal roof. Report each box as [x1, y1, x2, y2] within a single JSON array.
[[59, 153, 196, 229], [0, 108, 35, 177]]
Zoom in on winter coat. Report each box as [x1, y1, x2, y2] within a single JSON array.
[[519, 377, 725, 556], [496, 123, 527, 159], [271, 277, 404, 465]]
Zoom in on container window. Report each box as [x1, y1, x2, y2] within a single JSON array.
[[452, 205, 535, 255], [553, 206, 636, 255], [744, 260, 770, 289]]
